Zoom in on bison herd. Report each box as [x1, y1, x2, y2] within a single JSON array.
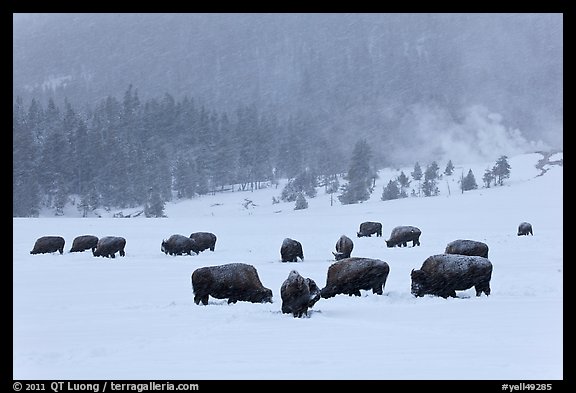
[[28, 220, 533, 318]]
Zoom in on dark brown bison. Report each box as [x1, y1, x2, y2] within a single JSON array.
[[162, 234, 197, 256], [92, 236, 126, 258], [69, 235, 99, 253], [281, 238, 304, 262], [189, 232, 217, 252], [411, 254, 493, 298], [320, 257, 390, 298], [30, 236, 65, 255], [385, 225, 421, 247], [281, 270, 321, 318], [333, 234, 354, 260], [445, 239, 489, 258], [357, 221, 382, 237], [191, 263, 273, 305], [518, 222, 533, 236]]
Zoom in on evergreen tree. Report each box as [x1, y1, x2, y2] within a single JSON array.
[[461, 169, 478, 191], [144, 187, 166, 217], [381, 179, 401, 201], [411, 162, 423, 181], [444, 160, 455, 175], [338, 139, 374, 205], [422, 162, 440, 196], [492, 155, 511, 186], [396, 171, 410, 198], [294, 192, 308, 210], [483, 168, 495, 188]]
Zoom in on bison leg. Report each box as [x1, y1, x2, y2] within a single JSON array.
[[413, 239, 420, 246], [110, 253, 115, 258], [120, 250, 125, 257], [475, 282, 491, 296], [210, 246, 215, 251], [372, 285, 383, 295]]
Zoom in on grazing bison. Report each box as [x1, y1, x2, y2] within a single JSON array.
[[281, 270, 321, 318], [333, 234, 354, 260], [281, 238, 304, 262], [30, 236, 65, 255], [357, 221, 382, 237], [320, 257, 390, 298], [189, 232, 217, 252], [411, 254, 493, 298], [445, 239, 489, 258], [162, 234, 197, 256], [92, 236, 126, 258], [385, 225, 421, 248], [518, 222, 533, 236], [69, 235, 99, 253], [191, 263, 273, 305]]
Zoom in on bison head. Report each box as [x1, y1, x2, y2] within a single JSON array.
[[161, 240, 168, 254], [252, 288, 273, 304], [385, 240, 394, 248], [410, 269, 428, 297]]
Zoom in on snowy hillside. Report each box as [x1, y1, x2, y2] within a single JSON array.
[[13, 151, 563, 380]]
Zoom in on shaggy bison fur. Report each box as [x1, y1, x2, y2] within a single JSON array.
[[411, 254, 493, 298], [357, 221, 382, 237], [281, 270, 321, 318], [162, 234, 197, 256], [445, 239, 489, 258], [385, 225, 421, 247], [30, 236, 65, 255], [518, 222, 533, 236], [191, 263, 273, 305], [70, 235, 99, 253], [189, 232, 217, 252], [92, 236, 126, 258], [320, 257, 390, 298], [281, 238, 304, 262], [333, 234, 354, 260]]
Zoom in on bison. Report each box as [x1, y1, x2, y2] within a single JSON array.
[[162, 234, 197, 256], [281, 270, 321, 318], [333, 234, 354, 260], [30, 236, 65, 255], [411, 254, 493, 298], [189, 232, 217, 252], [320, 257, 390, 298], [385, 225, 421, 248], [281, 238, 304, 262], [69, 235, 99, 253], [92, 236, 126, 258], [445, 239, 489, 258], [357, 221, 382, 237], [518, 222, 533, 236], [191, 263, 273, 305]]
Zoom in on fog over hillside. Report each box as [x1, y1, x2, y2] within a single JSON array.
[[13, 13, 563, 164]]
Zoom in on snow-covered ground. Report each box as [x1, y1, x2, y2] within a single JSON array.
[[13, 152, 563, 380]]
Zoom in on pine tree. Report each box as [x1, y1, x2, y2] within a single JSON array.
[[338, 139, 374, 205], [144, 187, 166, 218], [492, 155, 511, 186], [294, 192, 308, 210], [382, 180, 401, 201], [461, 169, 478, 191], [422, 162, 440, 196], [483, 168, 495, 188], [444, 160, 454, 175]]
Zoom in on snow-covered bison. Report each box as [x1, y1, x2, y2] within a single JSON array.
[[333, 234, 354, 260], [320, 257, 390, 298], [357, 221, 382, 237], [517, 222, 533, 236], [281, 270, 321, 318], [30, 236, 65, 255], [191, 263, 273, 305], [385, 225, 421, 248], [281, 238, 304, 262], [445, 239, 489, 258], [92, 236, 126, 258], [411, 254, 493, 298], [69, 235, 99, 253], [162, 234, 197, 256], [189, 232, 217, 252]]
